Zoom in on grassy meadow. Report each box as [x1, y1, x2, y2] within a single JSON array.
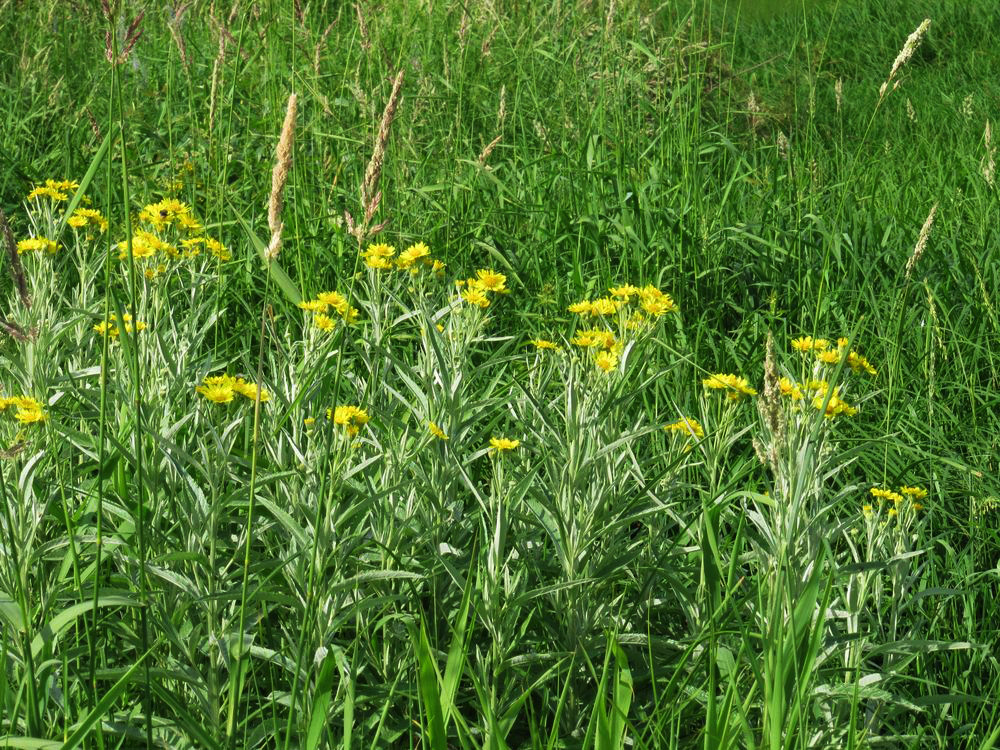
[[0, 0, 999, 747]]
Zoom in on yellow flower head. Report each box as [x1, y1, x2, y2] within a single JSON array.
[[588, 297, 622, 316], [664, 417, 704, 438], [638, 286, 678, 315], [232, 379, 271, 403], [778, 377, 804, 400], [428, 421, 449, 440], [899, 485, 928, 500], [204, 237, 231, 261], [489, 436, 520, 453], [27, 185, 68, 201], [608, 284, 640, 301], [196, 383, 235, 403], [317, 291, 350, 316], [314, 313, 336, 332], [17, 237, 59, 255], [397, 242, 431, 269], [702, 373, 757, 400], [68, 208, 109, 233], [530, 339, 560, 350], [329, 405, 370, 436], [362, 243, 395, 270], [568, 301, 592, 315], [298, 299, 328, 313], [817, 349, 841, 365], [571, 329, 615, 349], [461, 287, 490, 308], [474, 269, 507, 293], [594, 350, 618, 372]]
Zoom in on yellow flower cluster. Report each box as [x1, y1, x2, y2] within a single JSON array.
[[328, 405, 370, 436], [26, 179, 79, 202], [138, 198, 203, 233], [361, 241, 446, 274], [778, 377, 858, 418], [489, 436, 520, 453], [0, 395, 47, 424], [792, 336, 876, 376], [458, 269, 507, 308], [67, 208, 109, 233], [195, 374, 271, 404], [869, 485, 927, 515], [298, 290, 360, 331], [569, 284, 677, 319], [17, 237, 59, 255], [427, 421, 449, 440], [664, 417, 704, 438], [702, 373, 757, 400], [530, 339, 560, 351], [94, 313, 147, 339]]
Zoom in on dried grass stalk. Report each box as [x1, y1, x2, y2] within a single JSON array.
[[905, 202, 937, 281], [0, 208, 30, 309], [982, 121, 995, 188], [265, 93, 298, 262], [879, 19, 931, 98], [348, 68, 404, 246]]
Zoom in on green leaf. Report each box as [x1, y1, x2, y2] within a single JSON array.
[[231, 204, 302, 304], [31, 595, 141, 660]]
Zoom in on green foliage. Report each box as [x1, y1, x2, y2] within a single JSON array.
[[0, 0, 997, 748]]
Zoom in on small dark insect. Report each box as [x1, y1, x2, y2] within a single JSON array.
[[159, 209, 169, 218]]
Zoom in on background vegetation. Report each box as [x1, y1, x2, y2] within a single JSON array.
[[0, 0, 997, 747]]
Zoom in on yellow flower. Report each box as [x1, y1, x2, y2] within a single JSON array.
[[317, 291, 350, 316], [530, 338, 560, 350], [431, 259, 446, 273], [817, 349, 841, 365], [14, 407, 47, 424], [17, 237, 59, 254], [314, 313, 336, 332], [664, 417, 704, 438], [847, 351, 877, 376], [204, 237, 230, 261], [887, 507, 898, 518], [196, 383, 235, 403], [862, 504, 873, 517], [588, 297, 621, 316], [232, 379, 271, 402], [461, 287, 490, 308], [638, 286, 678, 315], [912, 502, 924, 511], [702, 373, 757, 400], [304, 417, 316, 426], [571, 329, 615, 349], [899, 485, 928, 500], [362, 243, 395, 269], [428, 421, 449, 440], [778, 377, 803, 400], [397, 242, 431, 269], [608, 284, 640, 300], [870, 487, 903, 504], [68, 208, 109, 233], [489, 436, 520, 452], [27, 185, 67, 201], [812, 389, 857, 418], [568, 301, 592, 315], [298, 299, 328, 313], [329, 405, 370, 436], [474, 269, 507, 292], [594, 350, 617, 372], [177, 213, 203, 233], [139, 198, 193, 229]]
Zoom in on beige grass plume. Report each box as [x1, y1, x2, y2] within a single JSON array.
[[905, 202, 937, 281], [347, 68, 404, 246], [266, 93, 298, 262], [879, 19, 931, 99], [982, 121, 995, 188]]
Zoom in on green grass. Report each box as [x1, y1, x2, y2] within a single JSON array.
[[0, 0, 998, 747]]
